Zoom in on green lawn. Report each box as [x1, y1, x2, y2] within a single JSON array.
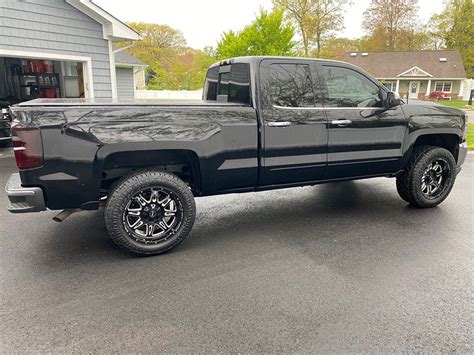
[[437, 100, 469, 109], [467, 124, 474, 150]]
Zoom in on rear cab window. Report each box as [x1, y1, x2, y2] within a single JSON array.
[[204, 63, 251, 105]]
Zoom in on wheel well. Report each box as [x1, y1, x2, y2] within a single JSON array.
[[413, 134, 460, 160], [100, 150, 201, 195]]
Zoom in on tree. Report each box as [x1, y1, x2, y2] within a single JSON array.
[[430, 0, 474, 78], [123, 22, 186, 64], [273, 0, 350, 57], [120, 22, 217, 90], [318, 37, 360, 59], [216, 9, 296, 59], [119, 22, 186, 89], [146, 48, 217, 90], [362, 0, 419, 51], [397, 28, 431, 50], [358, 27, 430, 52]]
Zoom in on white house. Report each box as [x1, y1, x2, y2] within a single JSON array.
[[345, 50, 467, 100]]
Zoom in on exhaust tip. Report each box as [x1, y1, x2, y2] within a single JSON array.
[[52, 208, 81, 223]]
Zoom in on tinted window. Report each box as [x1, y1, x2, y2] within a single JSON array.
[[204, 63, 251, 105], [204, 66, 218, 101], [322, 66, 382, 108], [270, 64, 315, 107]]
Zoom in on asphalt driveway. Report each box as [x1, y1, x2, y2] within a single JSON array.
[[0, 149, 472, 352]]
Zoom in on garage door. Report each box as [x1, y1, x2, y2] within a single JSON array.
[[116, 67, 134, 98]]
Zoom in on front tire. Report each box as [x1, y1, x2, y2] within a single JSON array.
[[396, 145, 456, 208], [105, 170, 196, 256]]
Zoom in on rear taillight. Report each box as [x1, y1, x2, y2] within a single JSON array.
[[11, 121, 44, 170]]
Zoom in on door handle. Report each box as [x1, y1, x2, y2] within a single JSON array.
[[268, 121, 291, 127], [331, 119, 352, 127]]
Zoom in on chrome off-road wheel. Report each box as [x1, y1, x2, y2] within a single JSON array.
[[105, 170, 196, 256], [420, 159, 451, 200], [396, 146, 456, 208], [124, 187, 183, 243]]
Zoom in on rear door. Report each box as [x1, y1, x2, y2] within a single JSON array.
[[259, 59, 327, 186], [320, 64, 406, 179]]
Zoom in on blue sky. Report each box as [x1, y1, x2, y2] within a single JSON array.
[[94, 0, 445, 49]]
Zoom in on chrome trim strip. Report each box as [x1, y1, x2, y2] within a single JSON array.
[[268, 121, 291, 127], [331, 119, 352, 126], [272, 105, 323, 110]]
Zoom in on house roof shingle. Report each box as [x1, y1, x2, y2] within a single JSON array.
[[114, 49, 146, 67], [343, 50, 466, 79]]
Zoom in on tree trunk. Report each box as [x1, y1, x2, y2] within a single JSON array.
[[301, 29, 309, 56], [316, 33, 321, 57]]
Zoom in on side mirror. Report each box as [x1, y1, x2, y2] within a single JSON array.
[[386, 91, 401, 108]]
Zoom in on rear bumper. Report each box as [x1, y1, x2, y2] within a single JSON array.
[[456, 142, 468, 174], [5, 173, 46, 213]]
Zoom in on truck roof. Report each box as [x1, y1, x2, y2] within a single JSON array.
[[209, 56, 346, 68]]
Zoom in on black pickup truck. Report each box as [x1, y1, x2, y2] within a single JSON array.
[[5, 56, 468, 255]]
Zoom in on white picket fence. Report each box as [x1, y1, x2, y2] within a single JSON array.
[[135, 90, 203, 100]]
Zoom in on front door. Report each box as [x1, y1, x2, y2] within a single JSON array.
[[320, 64, 407, 179], [259, 59, 327, 186], [409, 81, 420, 99]]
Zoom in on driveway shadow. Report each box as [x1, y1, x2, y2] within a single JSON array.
[[26, 180, 448, 270]]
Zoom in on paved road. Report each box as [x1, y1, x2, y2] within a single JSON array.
[[0, 150, 472, 353]]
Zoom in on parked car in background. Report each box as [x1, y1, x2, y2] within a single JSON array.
[[4, 56, 469, 256], [429, 91, 451, 101]]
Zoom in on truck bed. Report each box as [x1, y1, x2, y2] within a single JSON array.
[[16, 98, 250, 108]]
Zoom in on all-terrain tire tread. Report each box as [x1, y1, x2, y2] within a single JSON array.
[[105, 170, 195, 256], [395, 145, 456, 208]]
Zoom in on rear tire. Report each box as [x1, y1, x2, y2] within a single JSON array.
[[105, 170, 196, 256], [396, 145, 456, 208]]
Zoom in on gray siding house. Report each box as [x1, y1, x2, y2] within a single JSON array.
[[0, 0, 145, 102], [114, 48, 146, 98]]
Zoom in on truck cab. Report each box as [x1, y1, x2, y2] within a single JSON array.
[[204, 57, 466, 188]]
